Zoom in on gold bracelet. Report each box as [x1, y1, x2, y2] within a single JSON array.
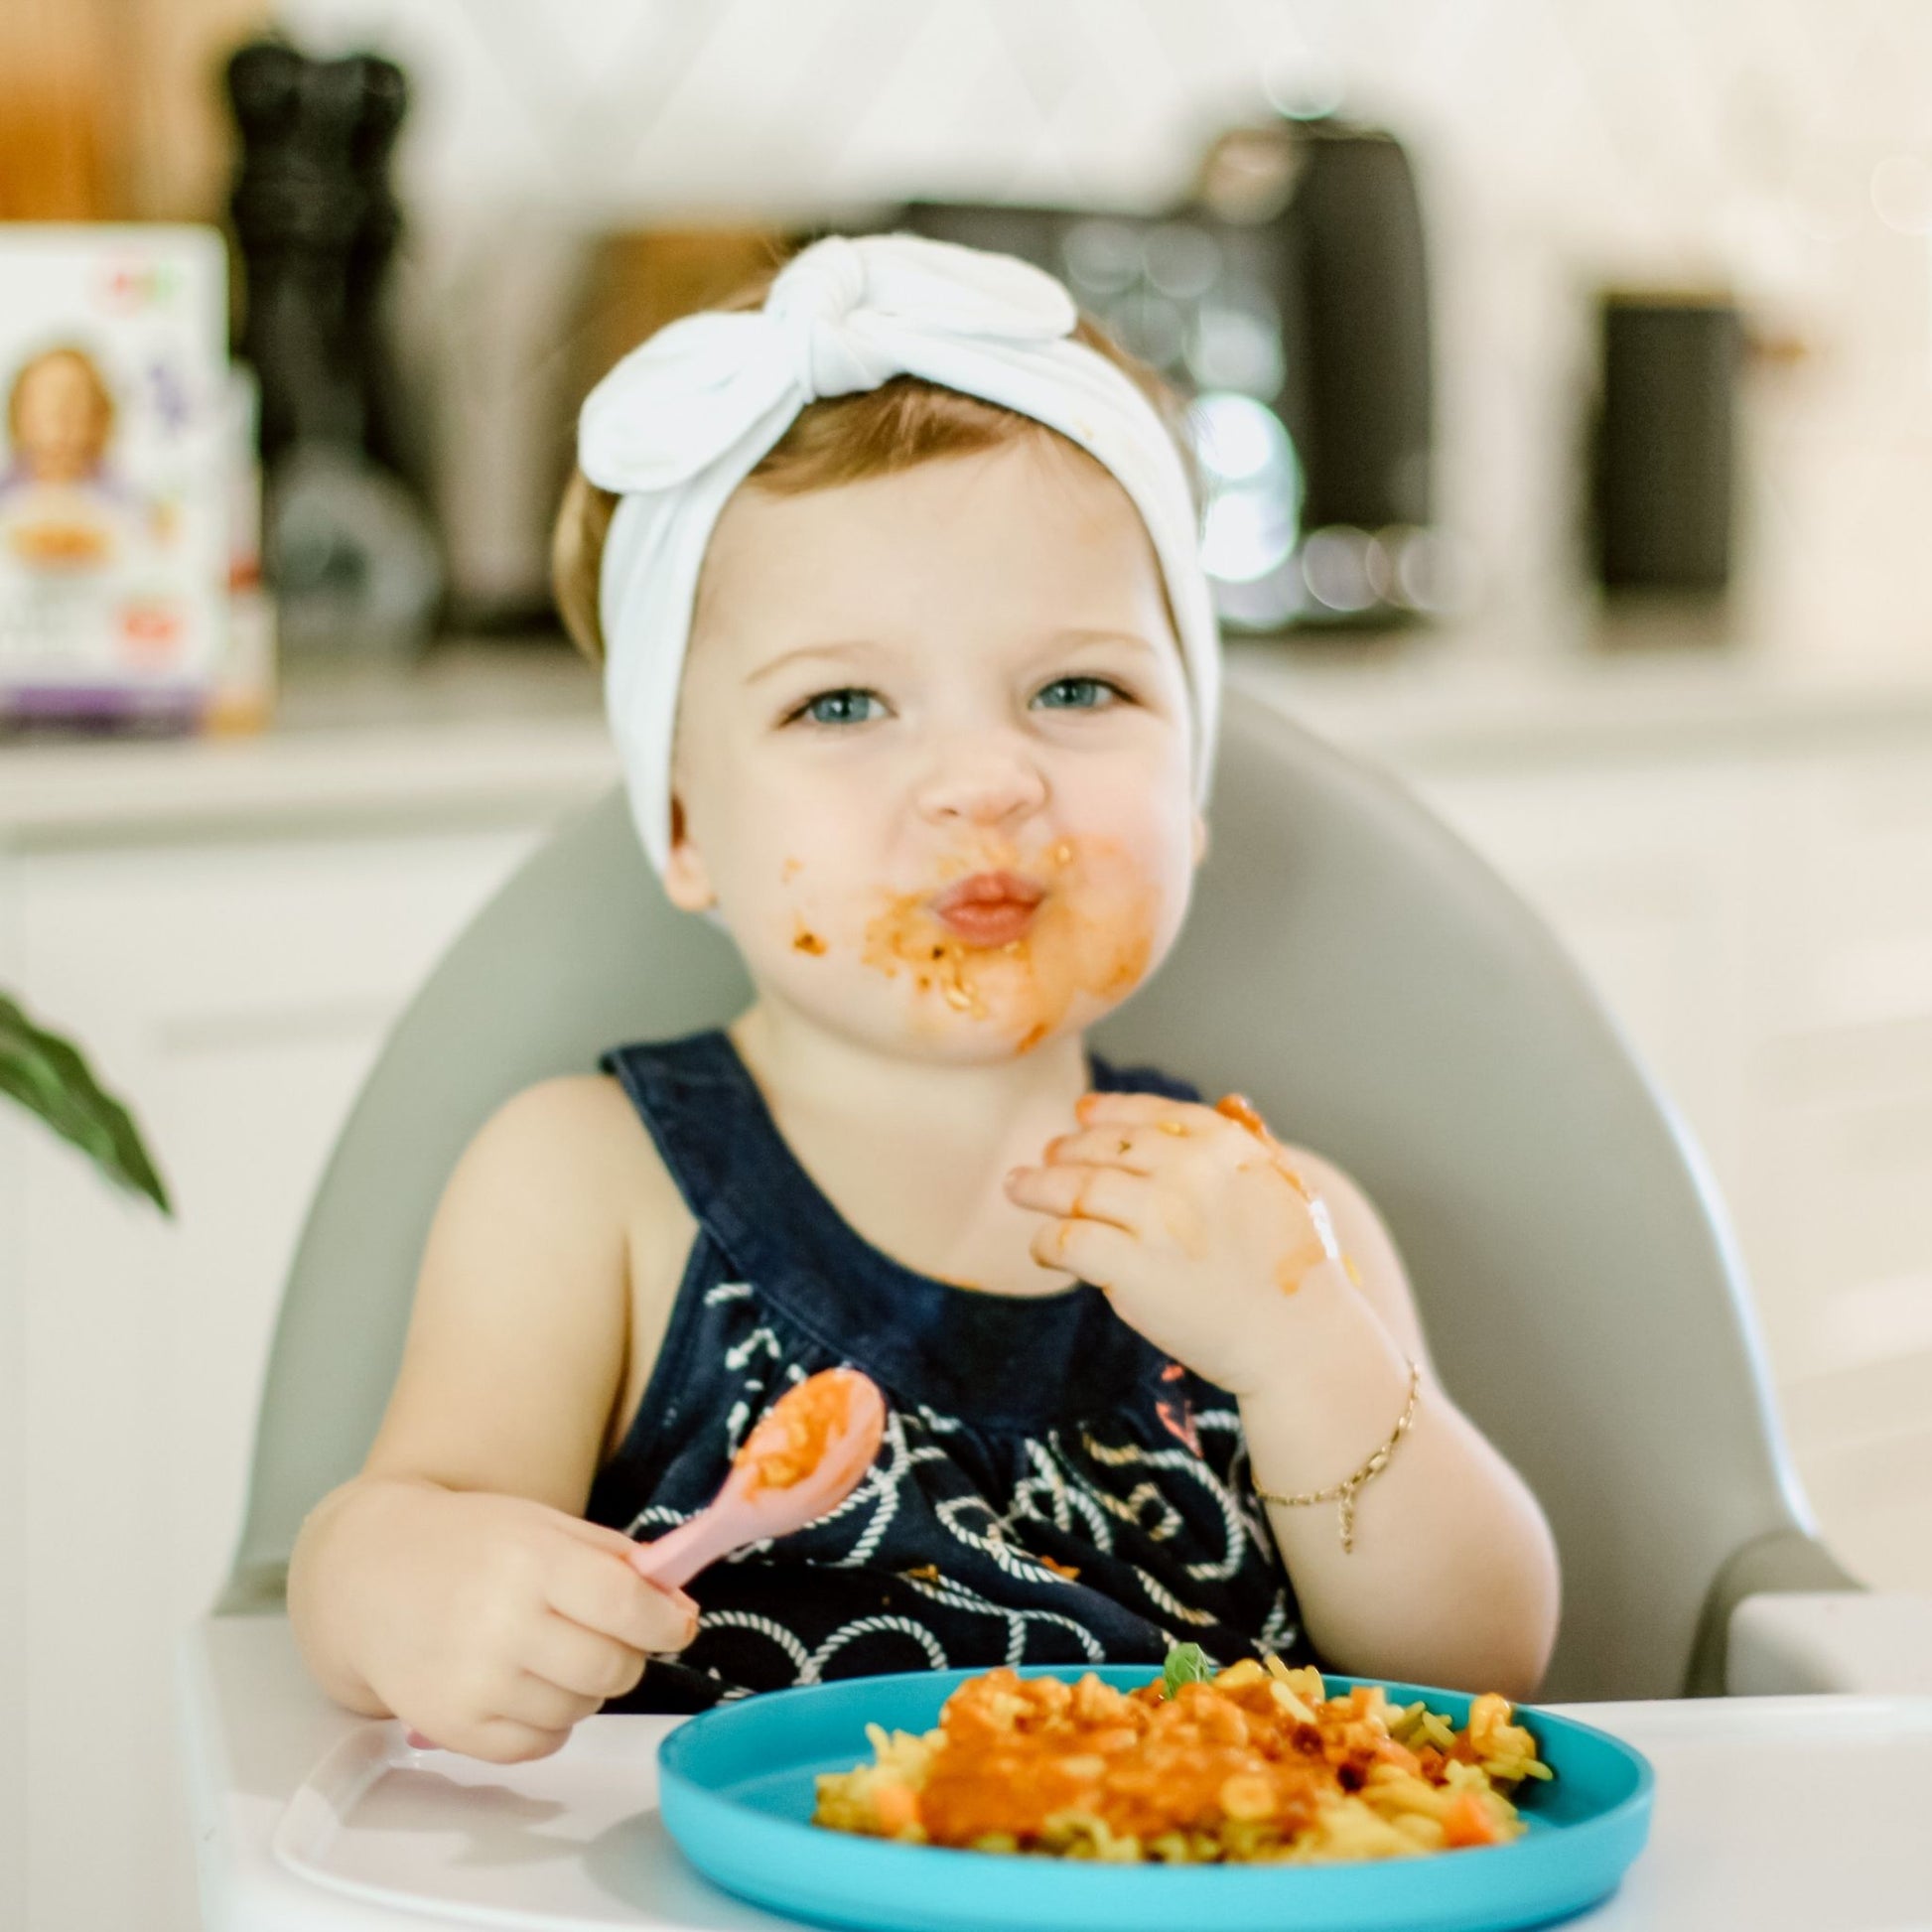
[[1253, 1358, 1422, 1554]]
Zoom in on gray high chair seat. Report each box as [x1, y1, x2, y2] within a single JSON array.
[[215, 690, 1904, 1703]]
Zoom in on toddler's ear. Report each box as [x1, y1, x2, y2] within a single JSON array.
[[1192, 812, 1210, 867], [661, 792, 718, 913]]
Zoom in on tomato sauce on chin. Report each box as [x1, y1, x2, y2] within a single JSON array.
[[857, 835, 1160, 1054]]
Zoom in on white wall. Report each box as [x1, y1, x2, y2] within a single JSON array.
[[268, 0, 1932, 646]]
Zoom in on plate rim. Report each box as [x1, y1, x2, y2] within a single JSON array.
[[657, 1661, 1657, 1879]]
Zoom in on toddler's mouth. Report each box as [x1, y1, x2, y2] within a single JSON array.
[[930, 870, 1046, 947]]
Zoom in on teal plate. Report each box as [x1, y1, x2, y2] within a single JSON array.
[[656, 1666, 1654, 1932]]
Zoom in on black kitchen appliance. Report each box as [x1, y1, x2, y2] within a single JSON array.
[[1589, 291, 1741, 597], [889, 113, 1440, 633]]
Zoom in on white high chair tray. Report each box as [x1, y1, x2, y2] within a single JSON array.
[[184, 1617, 1932, 1932], [273, 1716, 763, 1930]]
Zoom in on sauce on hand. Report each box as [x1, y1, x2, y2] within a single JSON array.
[[1212, 1092, 1313, 1200], [1213, 1091, 1356, 1288]]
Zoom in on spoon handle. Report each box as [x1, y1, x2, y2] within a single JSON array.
[[626, 1504, 749, 1591]]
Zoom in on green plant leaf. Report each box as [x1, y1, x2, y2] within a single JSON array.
[[1162, 1642, 1212, 1698], [0, 993, 171, 1214]]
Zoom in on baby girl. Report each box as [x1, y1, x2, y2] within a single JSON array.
[[288, 234, 1558, 1763]]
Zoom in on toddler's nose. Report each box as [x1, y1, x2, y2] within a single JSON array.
[[914, 738, 1048, 828]]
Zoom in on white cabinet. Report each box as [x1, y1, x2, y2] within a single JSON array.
[[2, 818, 559, 1932]]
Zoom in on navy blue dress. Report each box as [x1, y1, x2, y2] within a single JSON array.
[[586, 1027, 1308, 1712]]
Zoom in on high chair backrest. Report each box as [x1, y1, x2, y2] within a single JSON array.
[[219, 694, 1820, 1700]]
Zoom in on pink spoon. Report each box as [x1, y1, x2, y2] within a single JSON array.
[[402, 1368, 886, 1752], [626, 1366, 888, 1589]]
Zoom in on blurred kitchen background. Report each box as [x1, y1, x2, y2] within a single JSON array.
[[5, 2, 1932, 1927]]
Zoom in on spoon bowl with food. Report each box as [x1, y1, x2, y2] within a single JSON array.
[[628, 1366, 888, 1590]]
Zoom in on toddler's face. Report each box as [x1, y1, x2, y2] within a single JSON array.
[[665, 434, 1205, 1062]]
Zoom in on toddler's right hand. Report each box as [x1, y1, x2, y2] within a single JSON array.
[[345, 1482, 699, 1763]]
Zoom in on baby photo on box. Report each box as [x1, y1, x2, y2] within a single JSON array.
[[0, 224, 228, 725]]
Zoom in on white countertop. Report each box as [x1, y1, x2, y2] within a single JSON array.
[[9, 600, 1932, 842], [1229, 628, 1932, 763], [0, 644, 618, 842]]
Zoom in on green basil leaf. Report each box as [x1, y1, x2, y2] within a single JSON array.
[[1162, 1642, 1212, 1698]]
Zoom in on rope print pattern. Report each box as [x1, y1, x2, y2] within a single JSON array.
[[589, 1274, 1307, 1712]]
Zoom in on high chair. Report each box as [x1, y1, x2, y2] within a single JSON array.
[[188, 692, 1928, 1855]]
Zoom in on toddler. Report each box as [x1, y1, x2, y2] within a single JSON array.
[[288, 234, 1558, 1763]]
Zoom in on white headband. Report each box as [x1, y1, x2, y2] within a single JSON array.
[[578, 230, 1222, 887]]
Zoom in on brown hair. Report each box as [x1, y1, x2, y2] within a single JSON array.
[[550, 257, 1197, 662]]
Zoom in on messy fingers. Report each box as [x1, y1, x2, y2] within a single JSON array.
[[1006, 1162, 1146, 1230], [1074, 1091, 1208, 1134], [1029, 1212, 1138, 1286], [1037, 1124, 1176, 1173]]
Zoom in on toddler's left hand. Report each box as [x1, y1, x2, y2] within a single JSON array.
[[1004, 1090, 1346, 1395]]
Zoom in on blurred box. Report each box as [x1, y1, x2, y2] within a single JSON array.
[[0, 223, 230, 729]]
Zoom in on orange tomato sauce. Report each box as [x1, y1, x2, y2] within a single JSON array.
[[1212, 1092, 1312, 1200], [736, 1371, 853, 1492], [1213, 1090, 1351, 1294], [858, 835, 1158, 1055], [908, 1667, 1446, 1849], [1211, 1092, 1271, 1140]]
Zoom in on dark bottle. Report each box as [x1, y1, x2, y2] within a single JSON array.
[[223, 37, 440, 654]]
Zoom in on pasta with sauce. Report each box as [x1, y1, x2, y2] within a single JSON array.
[[812, 1652, 1552, 1863]]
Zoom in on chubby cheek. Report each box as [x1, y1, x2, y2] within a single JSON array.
[[714, 795, 878, 971]]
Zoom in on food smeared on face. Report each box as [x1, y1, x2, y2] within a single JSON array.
[[859, 833, 1158, 1054], [792, 917, 828, 955], [736, 1370, 857, 1492]]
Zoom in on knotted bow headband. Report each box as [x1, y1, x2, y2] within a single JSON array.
[[577, 231, 1222, 887]]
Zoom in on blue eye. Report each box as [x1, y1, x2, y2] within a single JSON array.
[[789, 687, 884, 728], [1035, 675, 1128, 710]]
